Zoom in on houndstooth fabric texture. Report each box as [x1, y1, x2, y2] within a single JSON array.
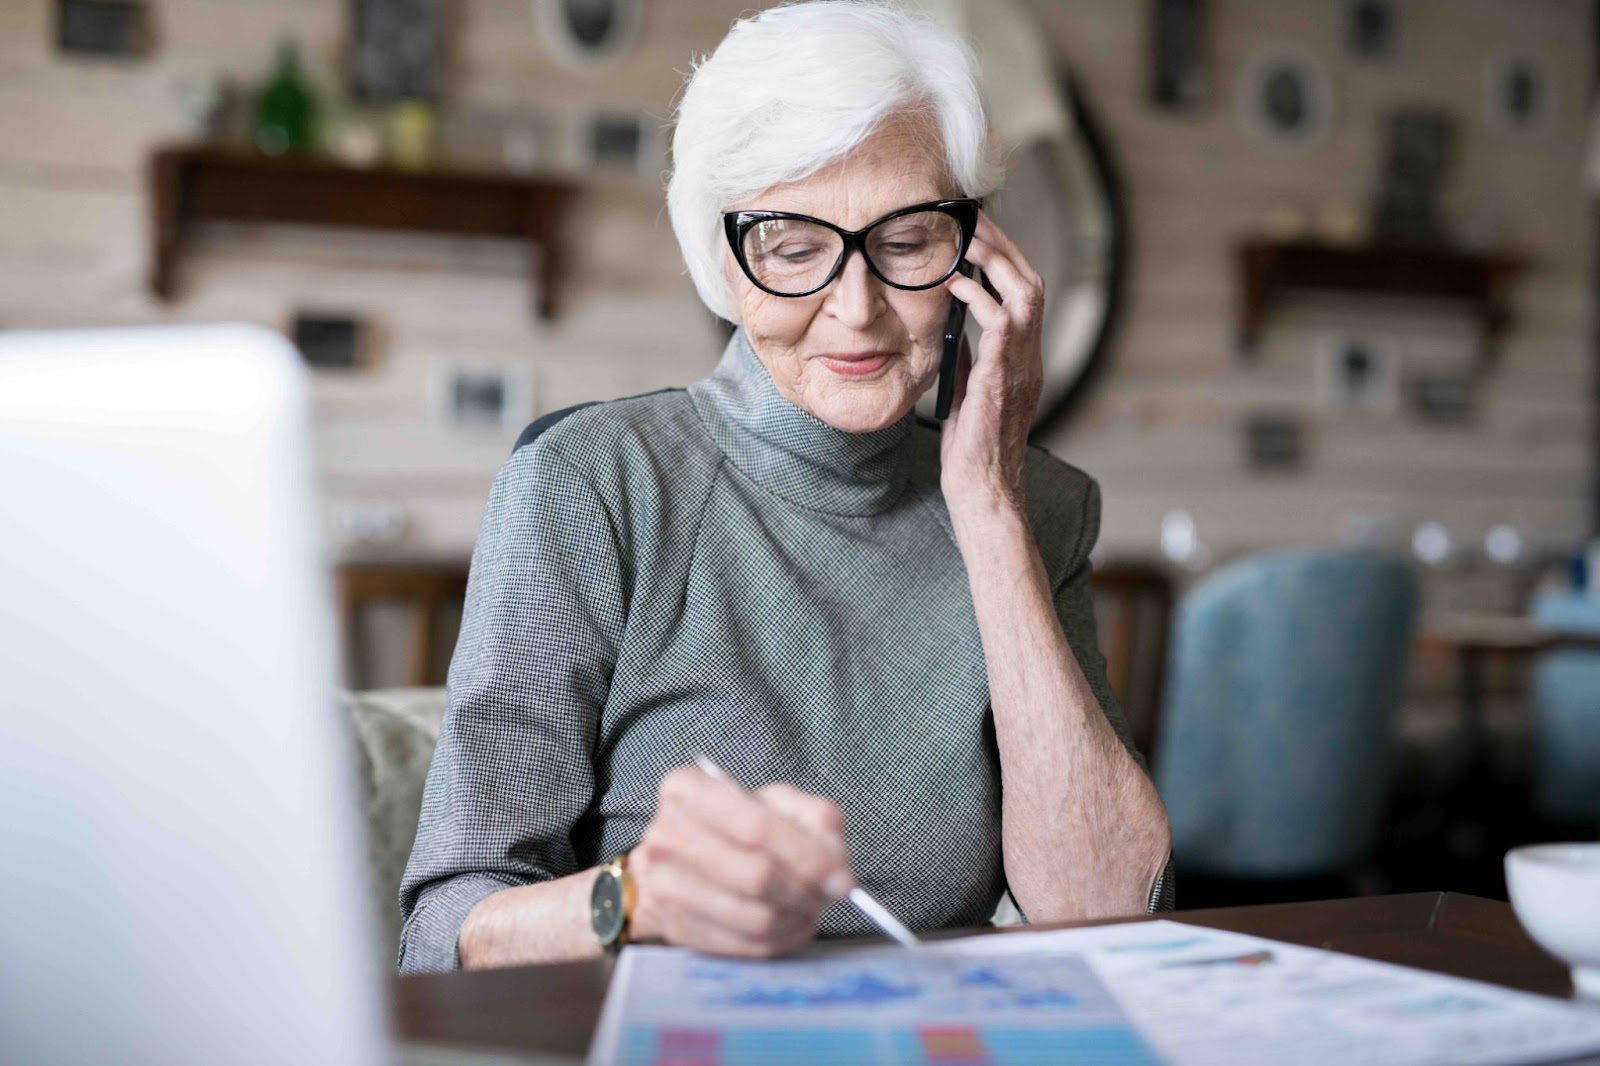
[[397, 328, 1170, 974]]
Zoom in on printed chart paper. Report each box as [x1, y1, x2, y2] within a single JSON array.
[[588, 920, 1600, 1065], [589, 947, 1157, 1065], [933, 920, 1600, 1066]]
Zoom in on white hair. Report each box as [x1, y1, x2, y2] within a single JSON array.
[[665, 1, 1002, 324]]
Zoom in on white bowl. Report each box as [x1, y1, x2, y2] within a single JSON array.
[[1505, 843, 1600, 1000]]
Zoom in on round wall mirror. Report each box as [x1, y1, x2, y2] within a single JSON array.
[[914, 72, 1127, 438]]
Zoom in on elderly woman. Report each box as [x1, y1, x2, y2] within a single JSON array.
[[399, 0, 1172, 974]]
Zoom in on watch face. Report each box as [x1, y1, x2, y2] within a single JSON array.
[[590, 867, 625, 944]]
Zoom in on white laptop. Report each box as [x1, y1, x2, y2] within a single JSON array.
[[0, 326, 561, 1066]]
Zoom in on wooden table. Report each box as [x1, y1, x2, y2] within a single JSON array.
[[1418, 612, 1600, 761], [393, 892, 1576, 1060]]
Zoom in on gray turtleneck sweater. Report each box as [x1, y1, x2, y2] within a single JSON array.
[[397, 328, 1163, 974]]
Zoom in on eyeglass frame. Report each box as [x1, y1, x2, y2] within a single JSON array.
[[722, 197, 982, 299]]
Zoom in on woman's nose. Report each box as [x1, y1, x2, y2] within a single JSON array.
[[823, 248, 885, 328]]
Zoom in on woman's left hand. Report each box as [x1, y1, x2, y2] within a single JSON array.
[[939, 211, 1045, 518]]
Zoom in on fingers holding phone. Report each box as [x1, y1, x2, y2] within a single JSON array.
[[938, 211, 1046, 513]]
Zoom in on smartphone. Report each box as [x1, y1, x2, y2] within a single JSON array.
[[935, 260, 981, 420]]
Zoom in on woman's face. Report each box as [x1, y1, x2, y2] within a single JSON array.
[[725, 114, 956, 434]]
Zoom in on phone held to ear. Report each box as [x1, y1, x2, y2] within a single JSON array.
[[936, 260, 981, 420]]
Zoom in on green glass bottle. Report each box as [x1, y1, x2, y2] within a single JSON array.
[[255, 39, 316, 156]]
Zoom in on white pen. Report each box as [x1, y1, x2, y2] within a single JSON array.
[[691, 753, 923, 951]]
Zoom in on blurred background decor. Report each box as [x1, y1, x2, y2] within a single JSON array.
[[429, 357, 536, 432], [533, 0, 643, 69], [1410, 373, 1476, 425], [55, 0, 150, 57], [570, 107, 661, 175], [254, 38, 316, 156], [351, 0, 444, 103], [1244, 412, 1307, 473], [291, 310, 367, 369], [1343, 0, 1397, 62], [1372, 110, 1453, 244], [1235, 44, 1334, 155], [1317, 333, 1397, 412], [1486, 48, 1559, 138], [1148, 0, 1208, 113]]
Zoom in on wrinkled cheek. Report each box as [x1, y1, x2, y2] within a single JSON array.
[[901, 296, 951, 364], [905, 330, 944, 389], [743, 291, 819, 351]]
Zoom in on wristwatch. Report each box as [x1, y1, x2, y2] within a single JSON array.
[[590, 851, 635, 955]]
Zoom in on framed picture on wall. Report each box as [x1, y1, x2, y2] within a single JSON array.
[[1148, 0, 1208, 113], [566, 108, 663, 176], [1243, 413, 1307, 473], [429, 359, 536, 432], [1485, 50, 1557, 136], [1410, 374, 1476, 424], [56, 0, 150, 57], [1236, 45, 1334, 155], [351, 0, 443, 102], [1344, 0, 1397, 61], [290, 312, 368, 370], [1317, 334, 1398, 413]]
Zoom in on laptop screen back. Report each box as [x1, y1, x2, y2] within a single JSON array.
[[0, 325, 385, 1065]]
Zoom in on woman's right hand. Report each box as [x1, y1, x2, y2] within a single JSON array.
[[626, 766, 857, 957]]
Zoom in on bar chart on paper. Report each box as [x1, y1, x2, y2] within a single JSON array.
[[589, 948, 1159, 1065]]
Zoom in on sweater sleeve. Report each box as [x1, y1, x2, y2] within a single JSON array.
[[396, 441, 629, 973], [1051, 476, 1176, 913]]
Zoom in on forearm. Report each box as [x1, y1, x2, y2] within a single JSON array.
[[457, 868, 604, 970], [950, 502, 1171, 920]]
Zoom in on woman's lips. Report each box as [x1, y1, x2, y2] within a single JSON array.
[[817, 351, 897, 377]]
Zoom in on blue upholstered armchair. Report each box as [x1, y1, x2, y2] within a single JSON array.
[[1530, 590, 1600, 826], [1153, 549, 1418, 878]]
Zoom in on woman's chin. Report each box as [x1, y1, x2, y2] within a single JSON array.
[[808, 390, 914, 433]]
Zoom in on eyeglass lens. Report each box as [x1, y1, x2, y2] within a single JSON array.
[[742, 210, 963, 295]]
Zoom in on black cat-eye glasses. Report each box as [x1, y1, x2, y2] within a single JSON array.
[[723, 198, 981, 299]]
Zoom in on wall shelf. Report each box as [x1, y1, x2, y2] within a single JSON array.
[[149, 145, 576, 319], [1234, 239, 1526, 364]]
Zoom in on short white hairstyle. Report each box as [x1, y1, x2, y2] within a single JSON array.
[[666, 1, 1002, 324]]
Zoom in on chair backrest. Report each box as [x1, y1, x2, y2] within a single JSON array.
[[1529, 591, 1600, 824], [1154, 549, 1418, 878], [337, 561, 469, 688], [344, 687, 448, 964], [1090, 561, 1176, 759]]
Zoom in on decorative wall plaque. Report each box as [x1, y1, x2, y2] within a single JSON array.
[[351, 0, 443, 102]]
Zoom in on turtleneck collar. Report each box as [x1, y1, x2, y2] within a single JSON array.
[[688, 328, 915, 517]]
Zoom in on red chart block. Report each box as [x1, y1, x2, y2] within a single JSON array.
[[919, 1025, 991, 1064], [653, 1027, 721, 1066]]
